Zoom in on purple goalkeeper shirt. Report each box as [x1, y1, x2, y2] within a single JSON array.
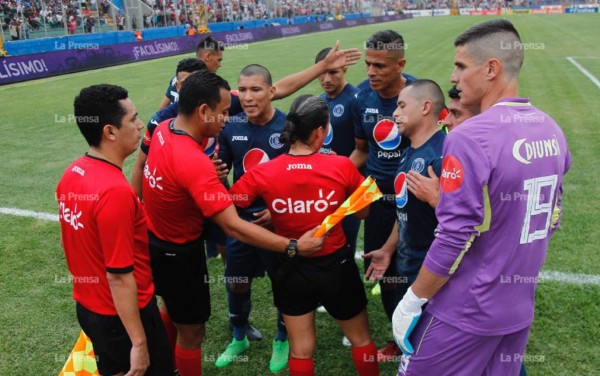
[[424, 98, 571, 336]]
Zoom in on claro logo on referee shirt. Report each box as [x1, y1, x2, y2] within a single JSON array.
[[271, 189, 338, 214], [143, 164, 163, 190]]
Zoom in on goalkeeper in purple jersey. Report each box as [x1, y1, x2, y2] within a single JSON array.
[[393, 19, 571, 376]]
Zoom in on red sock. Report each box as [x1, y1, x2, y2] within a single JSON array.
[[175, 345, 202, 376], [352, 342, 379, 376], [289, 356, 314, 376], [159, 309, 177, 361]]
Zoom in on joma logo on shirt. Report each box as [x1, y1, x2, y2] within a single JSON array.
[[271, 189, 337, 214], [286, 163, 313, 171], [365, 108, 379, 114], [232, 136, 248, 141]]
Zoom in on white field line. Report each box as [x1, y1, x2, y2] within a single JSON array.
[[2, 206, 599, 286], [0, 207, 58, 222], [566, 56, 600, 89]]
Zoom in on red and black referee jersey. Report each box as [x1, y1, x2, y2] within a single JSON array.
[[56, 154, 154, 315], [142, 120, 232, 244], [230, 153, 363, 257]]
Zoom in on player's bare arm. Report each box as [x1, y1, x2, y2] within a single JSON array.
[[211, 152, 229, 182], [407, 165, 440, 208], [251, 208, 272, 228], [131, 151, 147, 199], [363, 221, 398, 281], [272, 40, 361, 100], [106, 272, 149, 375], [410, 265, 450, 300], [349, 138, 368, 169], [212, 205, 323, 256], [158, 95, 171, 110]]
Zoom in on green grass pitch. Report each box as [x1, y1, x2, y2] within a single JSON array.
[[0, 13, 599, 375]]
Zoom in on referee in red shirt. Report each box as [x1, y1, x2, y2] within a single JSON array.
[[56, 85, 173, 375], [230, 95, 379, 376], [142, 70, 324, 376]]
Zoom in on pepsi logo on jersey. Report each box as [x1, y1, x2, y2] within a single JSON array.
[[243, 148, 270, 172]]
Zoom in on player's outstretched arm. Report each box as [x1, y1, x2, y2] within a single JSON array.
[[349, 138, 369, 169], [407, 166, 440, 208], [272, 40, 362, 100], [363, 221, 398, 281], [212, 205, 324, 256], [158, 95, 171, 110]]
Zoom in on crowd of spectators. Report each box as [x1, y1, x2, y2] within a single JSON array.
[[1, 0, 595, 40]]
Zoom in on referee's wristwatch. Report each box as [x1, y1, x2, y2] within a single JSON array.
[[286, 239, 298, 258]]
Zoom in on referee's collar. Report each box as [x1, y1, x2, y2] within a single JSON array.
[[85, 153, 122, 171]]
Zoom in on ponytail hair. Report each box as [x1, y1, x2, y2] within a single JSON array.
[[280, 95, 329, 146]]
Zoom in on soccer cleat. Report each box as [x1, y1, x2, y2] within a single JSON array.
[[371, 283, 381, 296], [215, 337, 250, 368], [377, 341, 402, 362], [269, 339, 289, 373], [246, 324, 263, 341], [342, 336, 351, 347], [228, 322, 264, 341]]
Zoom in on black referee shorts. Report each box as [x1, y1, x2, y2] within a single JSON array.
[[148, 231, 210, 325], [76, 297, 174, 375], [272, 245, 367, 321]]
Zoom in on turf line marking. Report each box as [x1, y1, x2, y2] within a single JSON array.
[[2, 207, 599, 286], [0, 207, 58, 222], [539, 270, 600, 286], [566, 57, 600, 89]]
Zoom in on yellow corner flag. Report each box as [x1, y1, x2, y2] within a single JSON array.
[[58, 331, 99, 376], [315, 176, 382, 237]]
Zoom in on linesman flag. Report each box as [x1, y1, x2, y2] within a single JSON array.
[[58, 330, 99, 376], [315, 176, 382, 237]]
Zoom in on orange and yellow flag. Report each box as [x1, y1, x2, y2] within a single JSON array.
[[58, 331, 99, 376], [315, 176, 382, 237]]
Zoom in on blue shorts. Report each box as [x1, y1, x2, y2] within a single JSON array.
[[225, 226, 279, 282], [363, 198, 398, 279]]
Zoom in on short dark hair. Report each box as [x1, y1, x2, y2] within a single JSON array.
[[178, 70, 231, 115], [454, 19, 523, 78], [239, 64, 272, 86], [196, 36, 224, 53], [280, 95, 329, 145], [73, 84, 128, 147], [365, 30, 406, 58], [405, 79, 446, 118], [176, 58, 207, 76], [315, 47, 332, 64], [448, 85, 461, 100]]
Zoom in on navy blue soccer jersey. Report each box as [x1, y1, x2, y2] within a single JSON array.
[[319, 83, 359, 157], [355, 73, 418, 93], [218, 109, 289, 212], [165, 76, 178, 103], [352, 90, 410, 194], [140, 103, 179, 154], [163, 76, 243, 115], [394, 130, 445, 282]]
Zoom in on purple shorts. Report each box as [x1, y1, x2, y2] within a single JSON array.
[[398, 310, 530, 376]]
